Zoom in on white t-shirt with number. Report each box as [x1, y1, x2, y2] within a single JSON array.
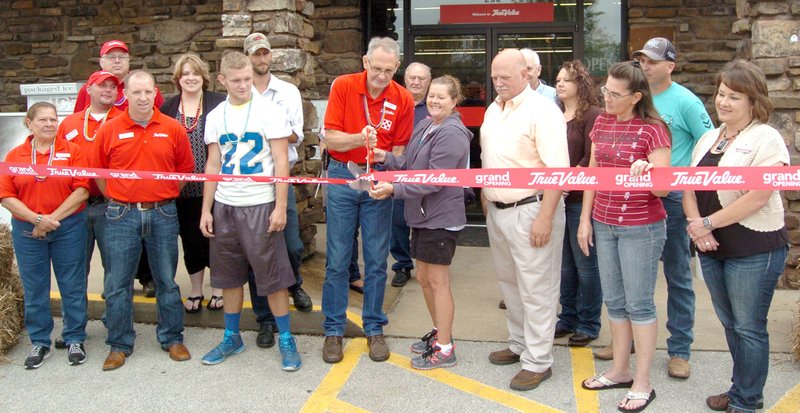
[[204, 93, 291, 207]]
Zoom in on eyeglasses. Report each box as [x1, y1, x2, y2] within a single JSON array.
[[367, 60, 397, 77], [406, 76, 429, 82], [103, 54, 129, 62], [600, 85, 633, 101]]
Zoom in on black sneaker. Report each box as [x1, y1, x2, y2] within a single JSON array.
[[24, 345, 51, 369], [391, 269, 411, 287], [257, 323, 277, 348], [290, 288, 313, 312], [67, 343, 87, 366]]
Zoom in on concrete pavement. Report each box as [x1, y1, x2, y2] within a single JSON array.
[[1, 223, 799, 412]]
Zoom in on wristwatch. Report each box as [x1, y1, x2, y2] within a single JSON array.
[[703, 216, 714, 230]]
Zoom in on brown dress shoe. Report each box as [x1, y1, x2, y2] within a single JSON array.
[[102, 351, 127, 371], [167, 343, 191, 362], [510, 368, 552, 391], [706, 392, 763, 411], [489, 348, 520, 365], [323, 336, 343, 363], [367, 334, 390, 362]]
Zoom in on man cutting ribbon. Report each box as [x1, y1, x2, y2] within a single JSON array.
[[320, 36, 414, 364]]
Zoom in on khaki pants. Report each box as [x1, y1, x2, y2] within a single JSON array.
[[487, 200, 565, 373]]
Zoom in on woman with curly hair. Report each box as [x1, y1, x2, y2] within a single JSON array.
[[553, 60, 604, 347]]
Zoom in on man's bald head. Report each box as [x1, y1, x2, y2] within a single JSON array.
[[491, 49, 529, 102]]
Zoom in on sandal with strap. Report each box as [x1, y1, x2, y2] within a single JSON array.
[[618, 389, 656, 413], [582, 373, 634, 390], [207, 295, 224, 311], [184, 295, 204, 313]]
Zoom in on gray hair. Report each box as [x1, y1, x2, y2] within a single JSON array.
[[520, 48, 540, 66], [366, 37, 401, 60], [406, 62, 431, 78]]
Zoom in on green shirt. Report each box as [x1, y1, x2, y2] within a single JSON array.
[[653, 82, 714, 167]]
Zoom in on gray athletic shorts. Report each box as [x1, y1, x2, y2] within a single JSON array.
[[209, 201, 294, 296]]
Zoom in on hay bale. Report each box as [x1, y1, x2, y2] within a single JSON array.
[[0, 223, 24, 361]]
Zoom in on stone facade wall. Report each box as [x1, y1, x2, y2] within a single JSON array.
[[308, 0, 363, 98], [629, 0, 800, 288], [0, 0, 323, 257]]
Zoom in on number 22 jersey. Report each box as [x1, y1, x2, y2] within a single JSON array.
[[204, 93, 292, 207]]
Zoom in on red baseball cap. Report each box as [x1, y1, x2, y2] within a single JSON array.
[[100, 40, 129, 56], [86, 70, 120, 86]]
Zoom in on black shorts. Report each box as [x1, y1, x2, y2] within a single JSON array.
[[209, 201, 294, 296], [410, 228, 460, 265]]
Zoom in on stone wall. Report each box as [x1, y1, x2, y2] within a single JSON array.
[[308, 0, 363, 98], [629, 0, 800, 288], [0, 0, 324, 257]]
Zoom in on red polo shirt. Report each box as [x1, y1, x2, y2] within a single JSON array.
[[56, 106, 123, 197], [324, 71, 414, 164], [0, 135, 89, 218], [73, 82, 164, 112], [94, 108, 194, 202]]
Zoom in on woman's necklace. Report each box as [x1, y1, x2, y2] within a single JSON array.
[[31, 138, 55, 182], [223, 97, 253, 143], [712, 127, 739, 153], [180, 93, 203, 133], [82, 107, 112, 141]]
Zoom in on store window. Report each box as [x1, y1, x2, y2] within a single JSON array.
[[583, 0, 624, 77]]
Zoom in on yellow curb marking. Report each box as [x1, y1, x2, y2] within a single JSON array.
[[301, 338, 369, 413], [767, 381, 800, 413], [570, 347, 600, 413], [386, 352, 562, 412]]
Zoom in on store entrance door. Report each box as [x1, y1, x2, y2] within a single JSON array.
[[409, 27, 577, 233]]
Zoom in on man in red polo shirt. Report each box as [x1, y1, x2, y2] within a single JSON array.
[[57, 71, 122, 275], [321, 36, 414, 364], [73, 40, 165, 112], [93, 70, 194, 371]]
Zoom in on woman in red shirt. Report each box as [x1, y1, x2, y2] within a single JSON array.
[[577, 62, 671, 413], [0, 102, 90, 369]]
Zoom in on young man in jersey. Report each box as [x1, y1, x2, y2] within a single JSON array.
[[199, 51, 301, 371]]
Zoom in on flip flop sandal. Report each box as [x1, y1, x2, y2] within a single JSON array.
[[207, 295, 224, 311], [582, 373, 635, 391], [618, 389, 656, 413], [184, 295, 204, 313]]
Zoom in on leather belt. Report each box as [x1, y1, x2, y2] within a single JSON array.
[[87, 195, 106, 205], [110, 198, 174, 210], [330, 158, 366, 168], [493, 194, 543, 209]]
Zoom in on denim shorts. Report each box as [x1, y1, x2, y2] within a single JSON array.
[[593, 220, 667, 324]]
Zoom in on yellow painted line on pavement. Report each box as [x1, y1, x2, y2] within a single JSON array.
[[301, 338, 368, 413], [386, 352, 562, 413], [767, 381, 800, 413], [570, 347, 599, 413]]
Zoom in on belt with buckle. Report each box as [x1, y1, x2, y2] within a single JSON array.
[[110, 198, 174, 210], [330, 158, 366, 168], [87, 195, 106, 205], [493, 194, 543, 209]]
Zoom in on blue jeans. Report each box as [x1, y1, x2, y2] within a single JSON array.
[[557, 202, 602, 337], [103, 201, 184, 353], [700, 246, 786, 413], [285, 187, 304, 291], [323, 159, 391, 336], [12, 213, 88, 347], [85, 200, 109, 275], [661, 191, 695, 359], [594, 220, 666, 324], [390, 198, 413, 271], [349, 227, 361, 282]]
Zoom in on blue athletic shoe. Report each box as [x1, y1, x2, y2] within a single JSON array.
[[202, 332, 245, 365], [279, 334, 302, 372]]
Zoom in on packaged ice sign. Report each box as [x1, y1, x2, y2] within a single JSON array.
[[440, 2, 554, 24], [20, 83, 82, 115]]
